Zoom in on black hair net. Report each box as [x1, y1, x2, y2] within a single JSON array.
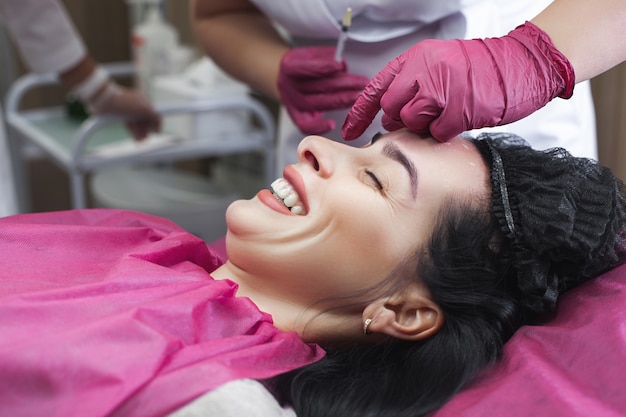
[[474, 133, 626, 316]]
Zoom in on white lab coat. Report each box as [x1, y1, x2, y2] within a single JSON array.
[[249, 0, 598, 172], [0, 0, 86, 217]]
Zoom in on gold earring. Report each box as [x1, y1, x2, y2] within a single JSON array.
[[363, 318, 372, 335]]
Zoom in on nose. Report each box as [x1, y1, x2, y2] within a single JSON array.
[[296, 135, 337, 177]]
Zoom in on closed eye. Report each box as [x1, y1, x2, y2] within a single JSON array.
[[365, 169, 383, 190]]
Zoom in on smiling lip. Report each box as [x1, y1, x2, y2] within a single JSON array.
[[256, 165, 309, 216], [257, 189, 294, 215], [283, 165, 309, 213]]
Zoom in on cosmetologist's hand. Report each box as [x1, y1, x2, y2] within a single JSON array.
[[341, 21, 575, 142], [89, 83, 161, 141], [278, 46, 369, 135]]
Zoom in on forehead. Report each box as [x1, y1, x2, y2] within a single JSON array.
[[377, 130, 486, 167], [392, 131, 489, 206]]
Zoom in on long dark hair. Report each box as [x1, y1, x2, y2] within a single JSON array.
[[272, 198, 521, 417]]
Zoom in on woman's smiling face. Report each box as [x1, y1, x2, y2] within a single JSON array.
[[223, 129, 489, 308]]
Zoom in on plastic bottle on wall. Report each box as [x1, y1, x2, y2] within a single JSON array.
[[131, 0, 178, 98]]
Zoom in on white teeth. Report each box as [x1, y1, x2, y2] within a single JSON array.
[[290, 205, 304, 215], [283, 193, 298, 207], [272, 180, 291, 199], [270, 178, 306, 215]]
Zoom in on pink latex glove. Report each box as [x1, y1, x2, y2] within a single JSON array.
[[278, 46, 369, 135], [342, 21, 575, 142]]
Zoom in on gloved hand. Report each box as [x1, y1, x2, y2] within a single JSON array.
[[278, 46, 369, 135], [88, 82, 161, 141], [342, 21, 575, 142]]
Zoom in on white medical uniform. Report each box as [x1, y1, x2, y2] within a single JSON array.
[[248, 0, 598, 171], [0, 0, 86, 217]]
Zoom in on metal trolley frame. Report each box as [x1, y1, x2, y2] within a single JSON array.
[[4, 62, 275, 210]]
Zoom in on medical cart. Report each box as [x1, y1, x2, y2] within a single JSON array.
[[4, 62, 276, 212]]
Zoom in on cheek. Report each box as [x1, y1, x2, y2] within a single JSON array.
[[320, 216, 413, 292]]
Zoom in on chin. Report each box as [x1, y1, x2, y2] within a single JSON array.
[[224, 198, 272, 239], [224, 200, 248, 236]]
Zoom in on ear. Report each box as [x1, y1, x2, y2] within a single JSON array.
[[363, 284, 444, 341]]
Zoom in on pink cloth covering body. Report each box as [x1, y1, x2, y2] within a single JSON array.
[[432, 261, 626, 417], [0, 209, 324, 417]]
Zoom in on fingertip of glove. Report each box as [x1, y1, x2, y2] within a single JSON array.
[[341, 130, 355, 141], [341, 119, 362, 141], [428, 123, 457, 143], [381, 115, 404, 132]]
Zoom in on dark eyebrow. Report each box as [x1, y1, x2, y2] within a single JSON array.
[[382, 142, 418, 199]]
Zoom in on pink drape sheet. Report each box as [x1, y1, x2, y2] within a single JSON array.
[[0, 209, 324, 417], [432, 260, 626, 416], [2, 208, 624, 417]]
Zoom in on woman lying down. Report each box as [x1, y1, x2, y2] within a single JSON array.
[[0, 129, 625, 417]]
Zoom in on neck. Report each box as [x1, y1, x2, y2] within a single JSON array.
[[210, 261, 363, 345], [211, 261, 312, 333]]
